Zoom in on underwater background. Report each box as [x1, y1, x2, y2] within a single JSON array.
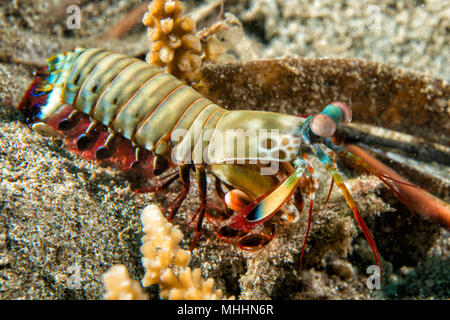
[[0, 0, 448, 299]]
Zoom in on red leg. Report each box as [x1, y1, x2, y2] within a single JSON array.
[[298, 188, 314, 273], [236, 222, 276, 251], [166, 164, 191, 221], [205, 178, 233, 222], [298, 152, 317, 273], [135, 172, 179, 193], [189, 165, 208, 251]]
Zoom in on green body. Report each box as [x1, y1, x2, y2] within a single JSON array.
[[39, 48, 306, 200]]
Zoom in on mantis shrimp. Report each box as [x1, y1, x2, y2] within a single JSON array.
[[18, 47, 417, 274]]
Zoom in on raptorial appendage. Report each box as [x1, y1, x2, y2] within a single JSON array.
[[143, 0, 203, 80]]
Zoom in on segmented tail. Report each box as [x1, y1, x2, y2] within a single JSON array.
[[17, 49, 152, 173]]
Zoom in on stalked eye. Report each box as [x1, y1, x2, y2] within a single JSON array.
[[330, 101, 352, 124], [310, 113, 336, 138]]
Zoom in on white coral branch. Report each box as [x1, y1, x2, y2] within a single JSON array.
[[103, 205, 232, 300], [103, 265, 148, 300]]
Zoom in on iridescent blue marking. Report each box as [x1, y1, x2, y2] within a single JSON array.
[[31, 88, 46, 97], [313, 144, 331, 166], [299, 112, 338, 167], [246, 204, 265, 222]]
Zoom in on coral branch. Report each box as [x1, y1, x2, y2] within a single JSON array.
[[140, 205, 230, 299], [103, 265, 148, 300], [103, 205, 231, 300], [143, 0, 202, 80]]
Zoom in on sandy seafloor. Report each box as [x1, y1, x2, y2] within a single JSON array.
[[0, 0, 449, 300]]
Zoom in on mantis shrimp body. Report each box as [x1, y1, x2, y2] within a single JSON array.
[[19, 48, 403, 273]]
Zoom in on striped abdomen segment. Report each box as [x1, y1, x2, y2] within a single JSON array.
[[59, 48, 224, 159]]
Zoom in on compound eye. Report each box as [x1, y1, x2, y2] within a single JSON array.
[[310, 113, 337, 138], [330, 101, 352, 124]]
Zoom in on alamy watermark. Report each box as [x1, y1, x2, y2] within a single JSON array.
[[366, 5, 382, 34], [66, 5, 81, 30], [366, 265, 381, 290], [169, 127, 300, 175], [66, 264, 82, 289]]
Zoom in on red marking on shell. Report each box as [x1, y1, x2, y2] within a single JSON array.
[[45, 105, 74, 130], [310, 113, 336, 137], [62, 118, 137, 170], [29, 101, 152, 175], [330, 101, 352, 124]]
